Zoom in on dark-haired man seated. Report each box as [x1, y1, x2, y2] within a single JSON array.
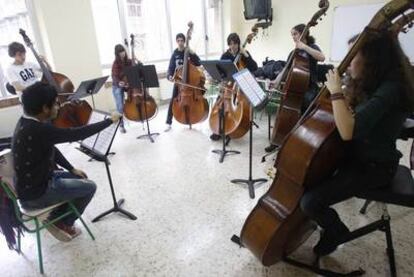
[[12, 82, 121, 241]]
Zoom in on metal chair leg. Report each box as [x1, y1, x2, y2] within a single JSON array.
[[17, 227, 21, 253], [359, 200, 372, 214], [34, 218, 44, 274], [68, 202, 95, 240]]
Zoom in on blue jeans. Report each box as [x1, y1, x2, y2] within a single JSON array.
[[21, 171, 97, 226], [112, 85, 125, 114]]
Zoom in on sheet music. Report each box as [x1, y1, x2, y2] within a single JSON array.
[[80, 110, 118, 157], [233, 69, 267, 108]]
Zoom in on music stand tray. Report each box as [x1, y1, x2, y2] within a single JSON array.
[[78, 110, 137, 222], [231, 69, 268, 198], [69, 76, 109, 109], [201, 60, 240, 163]]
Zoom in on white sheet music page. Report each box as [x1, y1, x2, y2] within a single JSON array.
[[80, 110, 118, 156], [232, 69, 266, 108]]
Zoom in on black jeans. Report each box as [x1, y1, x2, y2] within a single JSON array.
[[166, 85, 179, 125], [300, 160, 398, 232]]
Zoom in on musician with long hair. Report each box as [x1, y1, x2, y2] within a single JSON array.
[[265, 23, 325, 152], [111, 44, 132, 133], [300, 31, 414, 256]]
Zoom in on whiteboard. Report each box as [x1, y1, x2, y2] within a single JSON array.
[[330, 2, 414, 63]]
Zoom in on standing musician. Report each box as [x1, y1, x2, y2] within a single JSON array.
[[12, 82, 121, 241], [164, 33, 201, 132], [111, 44, 132, 133], [265, 23, 325, 152], [210, 32, 258, 141], [6, 42, 51, 96], [300, 32, 414, 257]]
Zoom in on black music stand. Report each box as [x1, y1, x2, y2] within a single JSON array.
[[78, 110, 137, 222], [69, 76, 109, 109], [124, 64, 160, 143], [201, 60, 240, 163], [230, 69, 268, 198]]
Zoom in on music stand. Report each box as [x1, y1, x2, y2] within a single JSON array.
[[201, 60, 240, 163], [230, 69, 268, 198], [78, 110, 137, 222], [69, 76, 109, 109], [124, 64, 160, 143]]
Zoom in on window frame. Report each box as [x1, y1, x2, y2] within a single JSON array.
[[97, 0, 224, 74]]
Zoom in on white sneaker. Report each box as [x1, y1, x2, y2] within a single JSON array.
[[164, 124, 172, 132]]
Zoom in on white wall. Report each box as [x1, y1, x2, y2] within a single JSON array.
[[233, 0, 389, 65]]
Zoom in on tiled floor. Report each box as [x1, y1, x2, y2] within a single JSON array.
[[1, 104, 413, 276]]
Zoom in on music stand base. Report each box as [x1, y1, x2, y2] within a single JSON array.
[[137, 132, 160, 143], [92, 198, 137, 222], [231, 178, 267, 198], [212, 149, 240, 163]]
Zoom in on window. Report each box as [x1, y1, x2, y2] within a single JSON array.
[[91, 0, 224, 76], [0, 0, 39, 98]]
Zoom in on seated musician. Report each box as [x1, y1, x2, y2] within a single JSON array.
[[210, 33, 258, 141], [111, 44, 132, 133], [300, 31, 414, 256], [164, 33, 201, 132], [12, 82, 121, 241], [6, 42, 50, 96], [265, 24, 325, 152]]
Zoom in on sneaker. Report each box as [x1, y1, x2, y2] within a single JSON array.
[[43, 220, 72, 242], [58, 224, 82, 239], [164, 124, 172, 132], [313, 222, 350, 256], [264, 144, 278, 153], [210, 134, 221, 141], [119, 125, 126, 133]]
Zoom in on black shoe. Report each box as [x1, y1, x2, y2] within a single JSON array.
[[210, 134, 221, 141], [313, 223, 350, 257], [265, 144, 278, 153]]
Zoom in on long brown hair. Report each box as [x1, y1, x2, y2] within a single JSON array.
[[345, 31, 414, 111], [292, 24, 315, 45], [114, 44, 129, 63]]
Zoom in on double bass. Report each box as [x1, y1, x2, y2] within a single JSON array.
[[172, 22, 209, 128], [209, 26, 259, 139], [238, 0, 413, 266], [123, 34, 158, 122], [19, 29, 92, 128], [270, 0, 329, 147]]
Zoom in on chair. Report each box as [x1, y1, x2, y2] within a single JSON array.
[[5, 82, 17, 95], [0, 149, 95, 274], [284, 164, 414, 277], [354, 165, 414, 276]]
